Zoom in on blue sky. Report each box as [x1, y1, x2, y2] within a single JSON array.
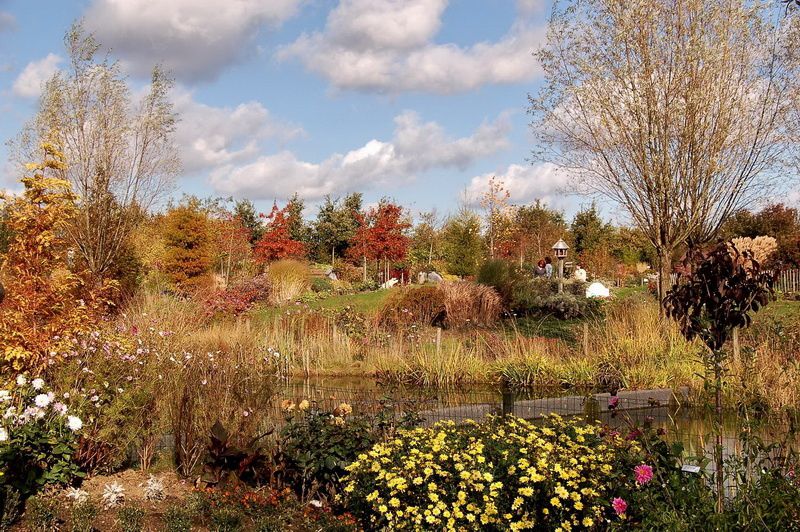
[[0, 0, 598, 220]]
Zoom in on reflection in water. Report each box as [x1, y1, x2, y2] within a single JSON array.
[[278, 377, 798, 463]]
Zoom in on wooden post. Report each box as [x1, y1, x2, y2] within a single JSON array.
[[363, 255, 367, 283], [732, 328, 740, 367], [436, 327, 442, 359]]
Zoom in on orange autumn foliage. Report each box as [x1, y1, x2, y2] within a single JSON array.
[[0, 144, 111, 374]]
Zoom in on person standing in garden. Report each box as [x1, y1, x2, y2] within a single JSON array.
[[545, 257, 553, 278], [534, 260, 546, 277]]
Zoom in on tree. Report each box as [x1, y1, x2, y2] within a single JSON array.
[[441, 207, 484, 278], [162, 201, 213, 293], [409, 210, 443, 269], [570, 204, 611, 256], [511, 201, 567, 265], [664, 242, 774, 511], [233, 199, 264, 245], [722, 203, 800, 267], [211, 214, 253, 285], [530, 0, 800, 303], [0, 144, 107, 373], [347, 200, 411, 280], [12, 23, 178, 280], [254, 203, 307, 263], [480, 177, 511, 260], [285, 193, 309, 246], [312, 193, 362, 264]]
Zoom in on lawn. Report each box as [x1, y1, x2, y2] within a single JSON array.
[[305, 289, 390, 314]]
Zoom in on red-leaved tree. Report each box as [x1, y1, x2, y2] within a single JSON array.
[[348, 201, 411, 281], [254, 203, 306, 263]]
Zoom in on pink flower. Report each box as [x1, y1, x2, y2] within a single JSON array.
[[612, 497, 628, 516], [608, 396, 619, 409], [634, 464, 654, 485]]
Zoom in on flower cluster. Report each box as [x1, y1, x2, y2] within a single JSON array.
[[0, 375, 84, 495], [343, 415, 628, 531]]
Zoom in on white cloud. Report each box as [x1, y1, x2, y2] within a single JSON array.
[[84, 0, 303, 82], [209, 111, 510, 200], [466, 162, 577, 210], [171, 87, 305, 174], [278, 0, 545, 94], [12, 54, 61, 99], [0, 11, 14, 32]]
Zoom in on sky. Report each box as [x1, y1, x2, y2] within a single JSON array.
[[0, 1, 795, 223], [0, 0, 600, 221]]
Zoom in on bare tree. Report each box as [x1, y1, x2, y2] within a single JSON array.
[[529, 0, 800, 302], [12, 23, 179, 278]]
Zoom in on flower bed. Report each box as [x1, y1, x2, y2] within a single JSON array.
[[342, 415, 630, 531]]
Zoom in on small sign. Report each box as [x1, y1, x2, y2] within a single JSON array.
[[681, 464, 701, 474]]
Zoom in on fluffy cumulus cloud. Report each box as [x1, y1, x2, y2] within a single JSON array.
[[84, 0, 303, 81], [209, 111, 511, 200], [466, 162, 576, 209], [12, 54, 62, 99], [171, 87, 305, 174], [279, 0, 545, 94]]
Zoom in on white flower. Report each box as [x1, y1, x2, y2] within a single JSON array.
[[67, 415, 83, 431], [309, 499, 323, 508], [53, 402, 68, 415], [31, 378, 44, 390], [16, 375, 26, 387], [0, 391, 10, 402], [0, 427, 8, 442], [34, 394, 51, 408]]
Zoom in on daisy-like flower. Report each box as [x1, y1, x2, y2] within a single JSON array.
[[34, 394, 51, 408], [16, 375, 26, 387], [67, 415, 83, 431], [634, 464, 654, 485], [31, 378, 45, 390], [0, 427, 8, 442], [612, 497, 628, 516]]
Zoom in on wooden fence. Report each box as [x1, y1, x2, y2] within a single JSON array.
[[775, 269, 800, 294], [669, 269, 800, 293]]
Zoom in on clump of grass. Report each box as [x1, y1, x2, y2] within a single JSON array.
[[377, 286, 445, 327], [267, 260, 310, 305], [440, 281, 501, 328]]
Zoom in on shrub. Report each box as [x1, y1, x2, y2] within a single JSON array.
[[116, 505, 145, 532], [343, 415, 621, 530], [204, 275, 271, 317], [511, 279, 599, 319], [377, 286, 445, 328], [476, 259, 525, 305], [163, 504, 194, 532], [439, 281, 501, 328], [267, 260, 310, 305], [0, 376, 84, 498], [311, 277, 333, 293], [50, 330, 160, 473], [276, 402, 375, 500], [24, 495, 60, 532], [69, 500, 98, 532], [209, 507, 244, 532], [333, 263, 363, 284]]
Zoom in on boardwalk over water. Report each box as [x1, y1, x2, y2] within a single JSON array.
[[419, 388, 689, 426]]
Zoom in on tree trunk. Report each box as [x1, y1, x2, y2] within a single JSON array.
[[657, 246, 672, 316], [713, 348, 725, 513]]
